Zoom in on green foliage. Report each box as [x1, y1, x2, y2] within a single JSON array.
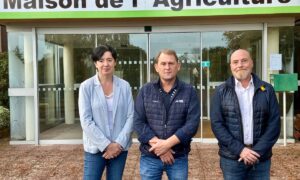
[[0, 52, 9, 108], [0, 106, 9, 129]]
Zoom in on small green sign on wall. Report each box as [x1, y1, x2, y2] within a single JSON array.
[[201, 61, 211, 68], [273, 73, 298, 92]]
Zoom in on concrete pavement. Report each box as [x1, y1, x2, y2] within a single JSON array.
[[0, 137, 299, 179]]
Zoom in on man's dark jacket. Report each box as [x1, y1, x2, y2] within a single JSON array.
[[134, 79, 200, 158], [210, 73, 280, 161]]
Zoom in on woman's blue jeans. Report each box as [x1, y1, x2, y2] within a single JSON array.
[[220, 156, 271, 180], [140, 154, 188, 180], [83, 151, 128, 180]]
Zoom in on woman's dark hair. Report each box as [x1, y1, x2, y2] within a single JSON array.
[[91, 45, 117, 62]]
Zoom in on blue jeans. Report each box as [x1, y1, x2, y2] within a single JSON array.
[[140, 154, 188, 180], [220, 157, 271, 180], [83, 151, 128, 180]]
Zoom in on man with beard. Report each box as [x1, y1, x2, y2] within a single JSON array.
[[210, 49, 281, 179]]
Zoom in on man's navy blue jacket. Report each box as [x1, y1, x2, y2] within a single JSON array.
[[210, 73, 281, 161], [134, 79, 200, 158]]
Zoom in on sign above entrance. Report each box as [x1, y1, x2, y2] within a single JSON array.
[[0, 0, 299, 19]]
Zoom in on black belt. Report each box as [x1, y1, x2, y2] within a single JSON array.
[[244, 144, 253, 148]]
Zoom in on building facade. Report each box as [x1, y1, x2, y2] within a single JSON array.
[[0, 0, 299, 144]]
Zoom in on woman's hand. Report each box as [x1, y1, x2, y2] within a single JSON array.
[[102, 143, 122, 159]]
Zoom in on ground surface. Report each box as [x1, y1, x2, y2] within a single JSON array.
[[0, 137, 299, 179]]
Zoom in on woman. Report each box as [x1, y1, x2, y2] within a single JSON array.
[[78, 45, 134, 180]]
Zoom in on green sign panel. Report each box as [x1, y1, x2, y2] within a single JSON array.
[[0, 1, 299, 19], [201, 61, 210, 68], [273, 73, 298, 92]]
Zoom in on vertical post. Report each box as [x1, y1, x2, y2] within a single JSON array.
[[45, 45, 55, 124], [200, 34, 203, 141], [283, 91, 287, 146], [147, 33, 151, 82], [207, 67, 210, 119], [24, 33, 35, 141], [63, 43, 75, 124], [200, 64, 203, 141], [267, 26, 279, 82], [32, 28, 39, 145], [140, 46, 143, 88], [262, 23, 268, 82]]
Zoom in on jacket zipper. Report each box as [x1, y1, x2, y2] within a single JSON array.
[[233, 90, 244, 144], [162, 88, 178, 139], [251, 87, 261, 144], [163, 107, 167, 139]]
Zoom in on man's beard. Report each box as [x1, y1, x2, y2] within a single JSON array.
[[234, 70, 251, 81]]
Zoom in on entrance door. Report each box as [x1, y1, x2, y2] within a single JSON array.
[[149, 33, 202, 138], [36, 28, 262, 141], [149, 30, 262, 139], [37, 33, 148, 140], [201, 30, 262, 139]]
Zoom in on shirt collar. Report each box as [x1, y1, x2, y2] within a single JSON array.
[[235, 75, 254, 89], [157, 78, 178, 94]]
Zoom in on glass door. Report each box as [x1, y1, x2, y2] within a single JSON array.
[[201, 30, 262, 138], [150, 33, 202, 138], [149, 31, 262, 139], [36, 28, 262, 141], [37, 33, 148, 140]]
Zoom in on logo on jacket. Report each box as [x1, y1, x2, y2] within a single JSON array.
[[152, 100, 159, 103], [175, 99, 184, 103]]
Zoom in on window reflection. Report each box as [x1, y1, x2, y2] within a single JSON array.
[[268, 27, 295, 139], [8, 32, 35, 141], [37, 33, 147, 139], [150, 31, 262, 138], [9, 28, 295, 142]]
